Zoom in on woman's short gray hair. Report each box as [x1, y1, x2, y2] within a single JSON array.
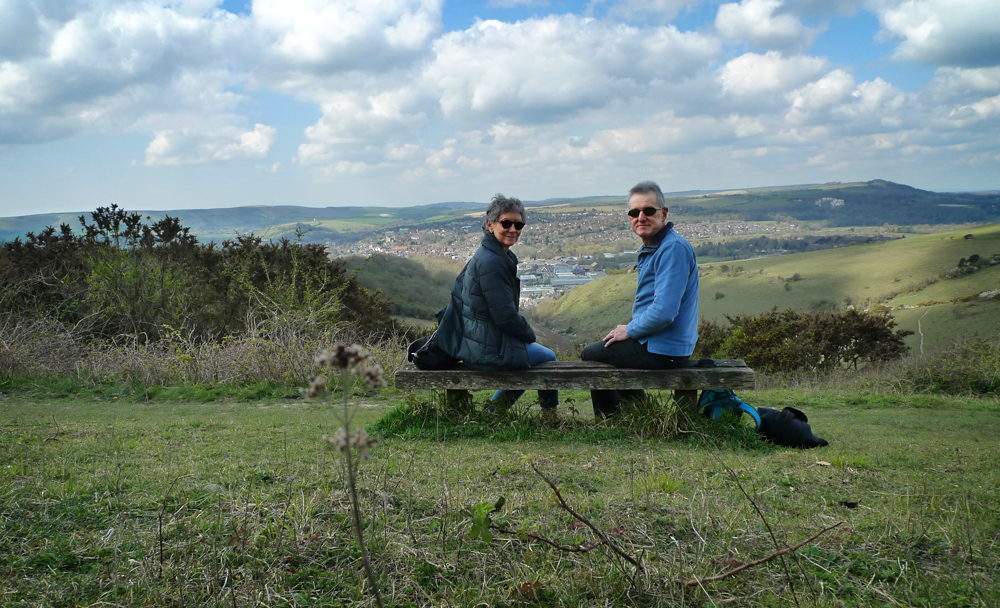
[[482, 193, 527, 233]]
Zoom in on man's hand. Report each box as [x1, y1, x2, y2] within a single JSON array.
[[603, 324, 630, 347]]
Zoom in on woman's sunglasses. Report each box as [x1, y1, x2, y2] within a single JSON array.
[[498, 219, 525, 230], [627, 206, 661, 218]]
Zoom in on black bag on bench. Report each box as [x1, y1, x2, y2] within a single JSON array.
[[407, 333, 459, 370], [407, 297, 461, 370]]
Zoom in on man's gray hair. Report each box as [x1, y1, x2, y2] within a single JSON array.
[[629, 180, 665, 209], [482, 193, 527, 233]]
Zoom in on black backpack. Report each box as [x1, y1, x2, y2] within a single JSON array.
[[407, 296, 462, 370], [407, 333, 459, 370]]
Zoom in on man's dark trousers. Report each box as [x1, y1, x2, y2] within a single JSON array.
[[581, 338, 689, 417]]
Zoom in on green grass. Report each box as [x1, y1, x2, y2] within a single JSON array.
[[2, 382, 998, 607]]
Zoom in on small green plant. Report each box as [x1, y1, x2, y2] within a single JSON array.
[[644, 469, 682, 494], [463, 497, 505, 543]]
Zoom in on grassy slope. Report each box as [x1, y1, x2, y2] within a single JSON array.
[[346, 254, 467, 321], [533, 223, 1000, 351]]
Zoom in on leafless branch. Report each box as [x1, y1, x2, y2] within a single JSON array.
[[45, 415, 61, 441], [490, 524, 603, 554], [681, 522, 842, 588], [529, 461, 644, 574]]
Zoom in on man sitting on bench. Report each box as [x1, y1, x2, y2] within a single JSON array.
[[581, 180, 700, 417]]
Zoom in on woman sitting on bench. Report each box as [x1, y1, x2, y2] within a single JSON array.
[[434, 194, 559, 413]]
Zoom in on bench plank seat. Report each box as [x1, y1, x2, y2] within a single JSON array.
[[395, 359, 754, 392]]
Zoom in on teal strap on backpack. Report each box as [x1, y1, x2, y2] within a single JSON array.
[[699, 390, 761, 429]]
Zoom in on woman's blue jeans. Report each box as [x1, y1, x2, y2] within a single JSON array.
[[491, 343, 559, 409]]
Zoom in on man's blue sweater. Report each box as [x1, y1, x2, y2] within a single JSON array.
[[625, 222, 699, 357]]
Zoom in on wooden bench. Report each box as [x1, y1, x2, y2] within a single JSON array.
[[394, 359, 754, 411]]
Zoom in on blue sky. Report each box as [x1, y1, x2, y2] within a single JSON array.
[[1, 0, 998, 216]]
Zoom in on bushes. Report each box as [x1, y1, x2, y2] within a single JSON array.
[[695, 307, 912, 374], [1, 206, 416, 385], [0, 315, 409, 389], [1, 206, 411, 344], [902, 337, 1000, 395]]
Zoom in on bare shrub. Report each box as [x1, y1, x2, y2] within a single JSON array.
[[1, 309, 408, 389], [74, 323, 409, 388], [0, 316, 87, 375]]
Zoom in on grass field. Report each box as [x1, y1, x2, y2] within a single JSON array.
[[2, 384, 998, 607]]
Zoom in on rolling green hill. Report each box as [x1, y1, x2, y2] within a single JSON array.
[[530, 223, 1000, 354], [343, 254, 466, 320], [4, 180, 997, 245]]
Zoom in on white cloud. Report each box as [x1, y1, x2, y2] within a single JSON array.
[[718, 51, 828, 96], [165, 0, 225, 17], [293, 13, 722, 175], [253, 0, 442, 76], [781, 0, 863, 18], [0, 2, 252, 144], [947, 94, 1000, 126], [487, 0, 547, 7], [726, 114, 768, 137], [836, 78, 905, 120], [784, 70, 907, 129], [426, 16, 718, 122], [0, 0, 44, 60], [145, 123, 276, 165], [786, 69, 857, 124], [716, 0, 823, 53], [923, 66, 1000, 106], [328, 160, 368, 174], [873, 0, 1000, 68]]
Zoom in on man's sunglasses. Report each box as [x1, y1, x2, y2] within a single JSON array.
[[498, 219, 525, 230], [627, 206, 662, 218]]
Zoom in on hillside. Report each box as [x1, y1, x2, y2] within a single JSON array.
[[529, 223, 1000, 354], [4, 180, 997, 245], [343, 254, 466, 320]]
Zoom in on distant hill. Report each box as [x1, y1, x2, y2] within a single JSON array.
[[528, 180, 1000, 227], [3, 180, 996, 244], [0, 202, 486, 245], [530, 223, 1000, 354]]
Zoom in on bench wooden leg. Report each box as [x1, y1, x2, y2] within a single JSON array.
[[674, 390, 699, 412]]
